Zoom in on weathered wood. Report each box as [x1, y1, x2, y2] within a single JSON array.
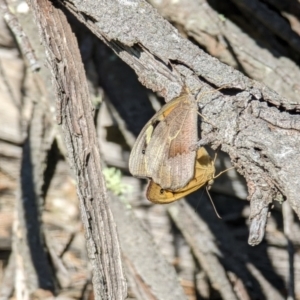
[[14, 102, 55, 297], [2, 0, 299, 298], [149, 0, 300, 104], [28, 1, 127, 299], [60, 0, 300, 243], [110, 193, 187, 300], [169, 201, 240, 300], [0, 0, 39, 71]]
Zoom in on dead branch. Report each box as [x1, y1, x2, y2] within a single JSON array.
[[0, 253, 15, 300], [149, 0, 300, 103], [2, 0, 298, 298], [58, 0, 300, 243], [28, 0, 127, 299], [14, 101, 55, 296], [168, 201, 240, 300], [110, 193, 187, 300], [231, 0, 300, 55], [0, 0, 40, 71], [180, 194, 285, 299]]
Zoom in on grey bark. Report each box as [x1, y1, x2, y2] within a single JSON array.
[[149, 0, 300, 104], [28, 0, 127, 299], [3, 0, 297, 298], [60, 0, 300, 245]]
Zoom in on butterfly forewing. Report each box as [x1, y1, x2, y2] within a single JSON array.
[[128, 97, 182, 178], [129, 93, 200, 190], [146, 96, 198, 189]]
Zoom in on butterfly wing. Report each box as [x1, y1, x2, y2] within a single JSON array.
[[147, 96, 198, 190], [146, 147, 215, 203], [129, 96, 182, 179]]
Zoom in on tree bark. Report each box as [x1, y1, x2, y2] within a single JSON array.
[[28, 0, 127, 299], [58, 0, 300, 245]]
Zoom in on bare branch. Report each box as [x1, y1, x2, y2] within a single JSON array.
[[168, 201, 240, 300], [0, 0, 40, 71], [110, 194, 187, 300], [231, 0, 300, 55], [28, 0, 127, 298], [59, 0, 300, 240], [149, 0, 300, 104], [14, 102, 55, 296]]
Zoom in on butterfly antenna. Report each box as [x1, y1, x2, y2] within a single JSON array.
[[214, 167, 235, 179], [212, 149, 235, 180], [195, 84, 230, 102], [206, 186, 222, 219], [196, 111, 216, 128]]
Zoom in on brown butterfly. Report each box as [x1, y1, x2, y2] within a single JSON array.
[[146, 147, 215, 203], [129, 92, 199, 190]]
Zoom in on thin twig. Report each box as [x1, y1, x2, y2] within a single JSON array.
[[0, 0, 40, 71]]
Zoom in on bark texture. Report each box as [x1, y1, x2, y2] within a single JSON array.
[[61, 0, 300, 244], [29, 1, 127, 299], [1, 0, 300, 299]]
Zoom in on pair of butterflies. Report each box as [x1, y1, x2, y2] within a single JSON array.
[[129, 91, 216, 204]]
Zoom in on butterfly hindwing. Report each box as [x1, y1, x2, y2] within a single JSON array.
[[146, 147, 215, 203]]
